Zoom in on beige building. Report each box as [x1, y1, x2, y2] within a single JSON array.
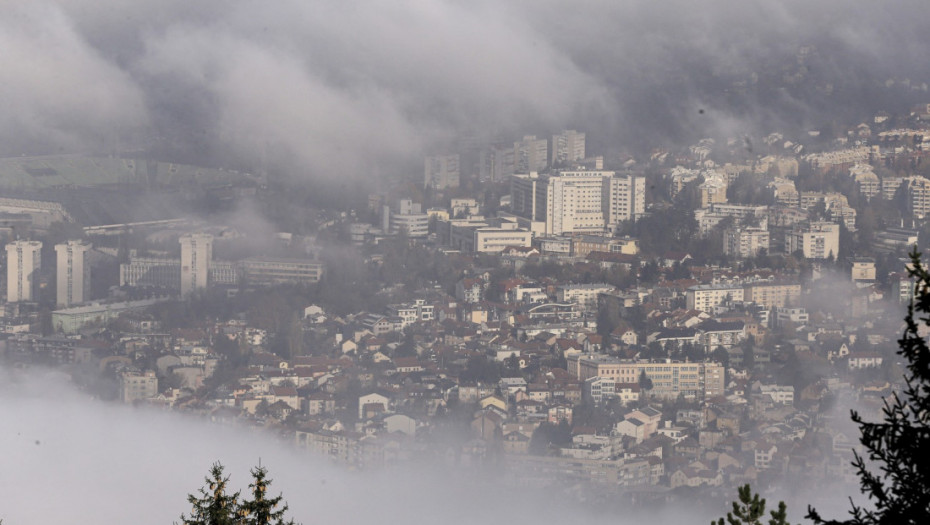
[[686, 284, 744, 313], [120, 370, 158, 403], [55, 240, 91, 307], [569, 355, 724, 400], [6, 240, 42, 303], [744, 282, 801, 308]]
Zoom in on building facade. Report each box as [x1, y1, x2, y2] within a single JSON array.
[[6, 240, 42, 303], [180, 233, 213, 296], [55, 240, 91, 307]]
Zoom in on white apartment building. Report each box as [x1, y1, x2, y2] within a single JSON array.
[[55, 240, 91, 307], [180, 233, 213, 296], [685, 284, 744, 313], [785, 221, 840, 259], [6, 240, 42, 303], [723, 227, 770, 258]]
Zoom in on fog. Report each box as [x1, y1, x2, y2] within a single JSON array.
[[4, 1, 930, 178], [0, 366, 682, 524]]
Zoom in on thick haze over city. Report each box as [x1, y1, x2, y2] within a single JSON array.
[[3, 1, 929, 174], [3, 1, 930, 524]]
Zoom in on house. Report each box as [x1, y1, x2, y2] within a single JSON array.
[[383, 414, 417, 436], [358, 392, 392, 420]]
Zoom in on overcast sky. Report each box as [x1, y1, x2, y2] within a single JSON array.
[[3, 1, 930, 180]]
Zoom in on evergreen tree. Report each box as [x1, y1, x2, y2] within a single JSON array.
[[180, 463, 241, 525], [807, 248, 930, 524], [713, 484, 790, 525], [240, 465, 296, 525]]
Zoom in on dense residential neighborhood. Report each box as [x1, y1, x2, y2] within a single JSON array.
[[2, 105, 930, 510]]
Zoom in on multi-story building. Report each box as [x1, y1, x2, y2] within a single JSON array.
[[569, 355, 724, 400], [571, 235, 639, 257], [383, 199, 429, 238], [556, 283, 615, 312], [424, 154, 460, 190], [511, 170, 645, 236], [120, 253, 181, 289], [723, 227, 769, 258], [6, 240, 42, 303], [551, 130, 585, 166], [698, 172, 728, 208], [785, 221, 840, 259], [119, 369, 158, 403], [744, 282, 801, 309], [604, 173, 646, 226], [239, 257, 323, 286], [55, 240, 91, 307], [905, 176, 930, 219], [447, 217, 533, 253], [685, 284, 744, 313], [850, 165, 880, 199], [180, 233, 213, 296], [514, 135, 549, 173]]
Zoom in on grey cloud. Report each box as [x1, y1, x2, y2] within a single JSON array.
[[4, 0, 930, 176]]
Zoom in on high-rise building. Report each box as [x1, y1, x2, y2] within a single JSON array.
[[424, 154, 460, 190], [180, 233, 213, 296], [6, 240, 42, 303], [510, 170, 645, 235], [551, 130, 586, 166], [55, 240, 91, 307], [514, 135, 549, 174]]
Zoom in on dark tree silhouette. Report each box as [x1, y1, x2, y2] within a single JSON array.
[[714, 484, 790, 525], [180, 463, 240, 525], [808, 248, 930, 524], [240, 465, 296, 525]]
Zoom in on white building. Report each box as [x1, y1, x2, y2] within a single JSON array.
[[55, 240, 91, 307], [383, 199, 429, 238], [511, 170, 645, 236], [685, 284, 744, 313], [785, 222, 840, 259], [6, 240, 42, 303], [180, 233, 213, 296]]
